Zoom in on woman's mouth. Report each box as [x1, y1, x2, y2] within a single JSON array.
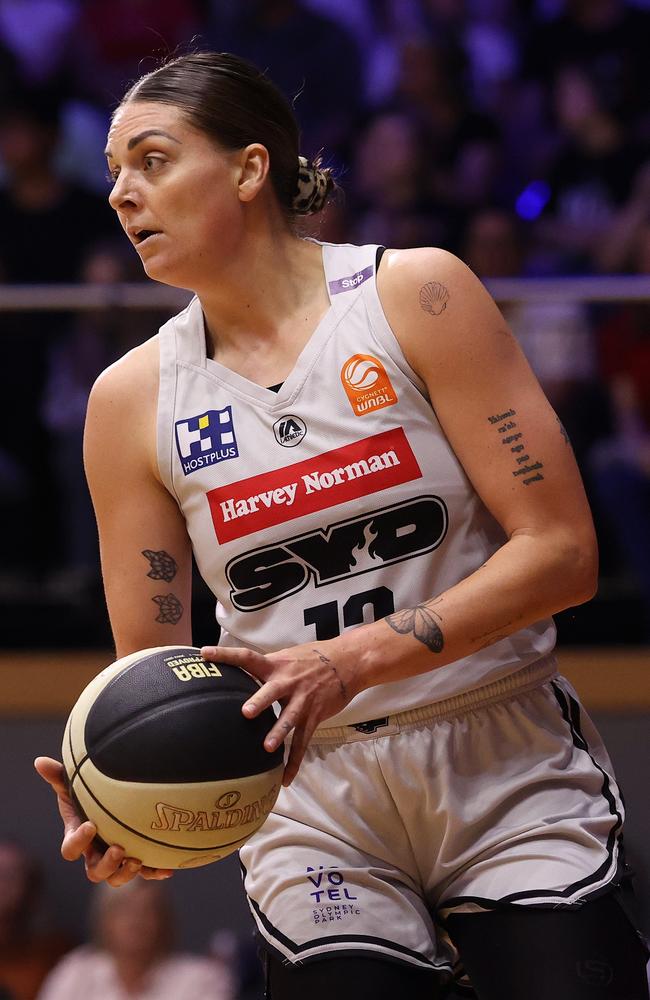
[[134, 229, 161, 246]]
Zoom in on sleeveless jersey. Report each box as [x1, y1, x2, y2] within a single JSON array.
[[157, 241, 556, 726]]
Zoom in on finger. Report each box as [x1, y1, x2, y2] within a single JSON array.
[[34, 757, 68, 797], [262, 707, 301, 753], [200, 645, 272, 682], [105, 858, 143, 888], [241, 680, 282, 720], [61, 820, 97, 861], [282, 726, 310, 787], [83, 844, 126, 883], [139, 866, 174, 881]]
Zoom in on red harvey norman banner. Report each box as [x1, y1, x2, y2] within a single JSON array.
[[207, 427, 422, 543]]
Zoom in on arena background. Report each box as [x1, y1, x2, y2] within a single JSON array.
[[0, 0, 648, 994]]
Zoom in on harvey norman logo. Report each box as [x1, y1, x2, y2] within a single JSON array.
[[175, 407, 239, 476], [206, 427, 422, 543]]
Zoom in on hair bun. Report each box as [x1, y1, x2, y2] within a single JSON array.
[[292, 155, 333, 215]]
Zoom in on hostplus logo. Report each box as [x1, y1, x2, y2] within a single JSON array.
[[175, 407, 239, 476]]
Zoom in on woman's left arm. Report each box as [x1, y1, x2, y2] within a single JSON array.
[[203, 248, 598, 781]]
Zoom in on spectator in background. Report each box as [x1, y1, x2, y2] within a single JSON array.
[[70, 0, 203, 109], [0, 840, 71, 1000], [41, 243, 168, 602], [590, 222, 650, 638], [38, 880, 234, 1000], [524, 0, 650, 136], [301, 0, 424, 109], [350, 110, 450, 248], [533, 62, 649, 273], [0, 90, 119, 591], [463, 206, 611, 472], [208, 0, 363, 160], [396, 36, 504, 243]]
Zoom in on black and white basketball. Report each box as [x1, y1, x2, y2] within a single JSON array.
[[62, 646, 284, 869]]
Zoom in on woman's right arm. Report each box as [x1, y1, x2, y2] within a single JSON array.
[[35, 340, 193, 885]]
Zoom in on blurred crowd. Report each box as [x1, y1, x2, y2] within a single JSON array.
[[0, 838, 259, 1000], [0, 0, 649, 636]]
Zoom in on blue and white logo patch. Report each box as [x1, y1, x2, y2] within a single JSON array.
[[175, 407, 239, 476]]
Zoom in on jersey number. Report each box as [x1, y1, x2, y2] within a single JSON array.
[[303, 586, 395, 640]]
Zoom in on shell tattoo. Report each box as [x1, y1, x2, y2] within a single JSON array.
[[419, 281, 449, 316]]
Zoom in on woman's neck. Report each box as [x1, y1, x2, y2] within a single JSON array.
[[198, 232, 330, 371]]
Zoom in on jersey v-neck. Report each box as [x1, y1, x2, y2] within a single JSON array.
[[198, 242, 347, 409]]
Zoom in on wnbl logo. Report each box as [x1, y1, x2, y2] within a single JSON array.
[[175, 407, 239, 476], [226, 496, 447, 610]]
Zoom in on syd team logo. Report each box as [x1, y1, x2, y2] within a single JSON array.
[[175, 407, 239, 476]]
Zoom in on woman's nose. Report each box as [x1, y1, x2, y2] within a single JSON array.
[[108, 172, 140, 212]]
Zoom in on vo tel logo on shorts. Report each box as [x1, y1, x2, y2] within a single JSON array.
[[341, 354, 398, 416], [175, 407, 239, 476], [273, 415, 307, 447]]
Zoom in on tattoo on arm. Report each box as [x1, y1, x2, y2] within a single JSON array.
[[142, 549, 178, 582], [419, 281, 449, 317], [313, 649, 347, 697], [152, 593, 183, 624], [385, 603, 444, 653], [488, 407, 545, 485]]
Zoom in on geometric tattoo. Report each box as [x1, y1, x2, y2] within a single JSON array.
[[142, 549, 177, 582], [152, 593, 183, 624], [385, 602, 444, 653], [487, 407, 544, 486]]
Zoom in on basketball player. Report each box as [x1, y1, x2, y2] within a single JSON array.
[[35, 52, 649, 999]]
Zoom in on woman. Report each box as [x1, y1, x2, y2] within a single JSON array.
[[37, 879, 234, 1000], [35, 52, 649, 999]]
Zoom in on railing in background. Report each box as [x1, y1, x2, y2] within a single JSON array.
[[0, 275, 649, 312]]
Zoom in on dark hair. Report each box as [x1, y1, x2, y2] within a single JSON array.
[[119, 51, 333, 217]]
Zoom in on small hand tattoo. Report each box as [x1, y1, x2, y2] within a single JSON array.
[[385, 604, 444, 653], [142, 549, 177, 582], [313, 649, 346, 696], [152, 593, 183, 624], [419, 281, 449, 316]]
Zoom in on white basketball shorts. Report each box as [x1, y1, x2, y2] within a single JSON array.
[[240, 659, 625, 975]]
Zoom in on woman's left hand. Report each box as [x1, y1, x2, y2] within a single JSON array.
[[200, 642, 357, 785]]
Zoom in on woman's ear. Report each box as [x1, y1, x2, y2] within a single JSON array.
[[237, 143, 270, 203]]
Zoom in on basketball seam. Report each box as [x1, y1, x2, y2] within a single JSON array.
[[82, 689, 281, 781], [68, 718, 276, 853]]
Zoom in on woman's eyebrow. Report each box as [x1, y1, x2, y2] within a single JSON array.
[[104, 129, 182, 158]]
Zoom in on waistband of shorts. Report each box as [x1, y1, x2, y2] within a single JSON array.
[[311, 653, 559, 745]]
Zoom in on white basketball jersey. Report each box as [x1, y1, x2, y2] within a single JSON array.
[[157, 241, 556, 726]]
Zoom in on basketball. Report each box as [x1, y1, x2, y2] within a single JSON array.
[[62, 646, 284, 870]]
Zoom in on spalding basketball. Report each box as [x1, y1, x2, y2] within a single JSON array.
[[62, 646, 284, 870]]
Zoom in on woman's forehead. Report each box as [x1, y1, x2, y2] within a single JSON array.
[[106, 102, 188, 153]]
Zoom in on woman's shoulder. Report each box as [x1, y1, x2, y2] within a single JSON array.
[[89, 333, 161, 414], [380, 246, 470, 287], [37, 946, 107, 998]]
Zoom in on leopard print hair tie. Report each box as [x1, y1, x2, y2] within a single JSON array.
[[292, 155, 331, 215]]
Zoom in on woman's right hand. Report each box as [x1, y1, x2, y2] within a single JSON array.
[[34, 757, 172, 886]]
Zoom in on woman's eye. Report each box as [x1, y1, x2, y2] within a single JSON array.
[[143, 156, 164, 173], [106, 169, 120, 185]]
